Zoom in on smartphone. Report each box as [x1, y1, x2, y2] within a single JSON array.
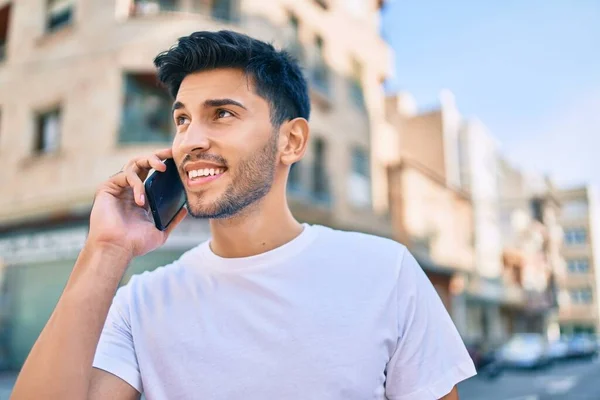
[[144, 158, 187, 231]]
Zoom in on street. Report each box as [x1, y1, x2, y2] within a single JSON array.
[[459, 357, 600, 400], [0, 358, 598, 399]]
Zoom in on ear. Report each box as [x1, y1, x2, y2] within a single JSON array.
[[278, 118, 310, 166]]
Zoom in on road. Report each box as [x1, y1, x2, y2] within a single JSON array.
[[1, 358, 598, 399], [458, 357, 600, 400]]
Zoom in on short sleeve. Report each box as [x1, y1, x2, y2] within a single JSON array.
[[385, 249, 476, 400], [93, 283, 143, 393]]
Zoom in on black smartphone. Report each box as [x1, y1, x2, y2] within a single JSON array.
[[144, 158, 187, 231]]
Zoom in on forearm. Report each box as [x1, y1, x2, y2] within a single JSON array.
[[11, 244, 131, 400]]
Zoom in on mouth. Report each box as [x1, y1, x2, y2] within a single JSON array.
[[185, 167, 227, 186]]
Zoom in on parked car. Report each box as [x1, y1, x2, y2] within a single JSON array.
[[497, 333, 551, 369], [547, 338, 570, 361], [566, 335, 598, 359]]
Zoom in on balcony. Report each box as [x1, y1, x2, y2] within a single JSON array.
[[130, 0, 178, 15], [129, 0, 238, 22]]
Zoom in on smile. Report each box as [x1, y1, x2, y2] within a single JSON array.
[[186, 168, 226, 186]]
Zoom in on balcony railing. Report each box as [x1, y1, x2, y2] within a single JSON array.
[[130, 0, 238, 22], [131, 0, 177, 16]]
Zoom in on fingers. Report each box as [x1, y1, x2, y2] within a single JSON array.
[[154, 147, 173, 160], [164, 207, 188, 236], [125, 169, 145, 206], [108, 148, 174, 206]]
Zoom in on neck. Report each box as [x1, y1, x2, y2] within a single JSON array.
[[208, 188, 303, 259]]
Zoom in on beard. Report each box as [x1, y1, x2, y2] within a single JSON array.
[[185, 132, 278, 219]]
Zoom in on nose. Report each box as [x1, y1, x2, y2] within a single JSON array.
[[177, 121, 211, 155]]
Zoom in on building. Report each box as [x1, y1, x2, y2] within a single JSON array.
[[457, 117, 524, 348], [498, 160, 562, 340], [0, 0, 392, 369], [385, 91, 475, 337], [555, 186, 600, 335]]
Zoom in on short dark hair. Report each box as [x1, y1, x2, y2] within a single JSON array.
[[154, 30, 310, 126]]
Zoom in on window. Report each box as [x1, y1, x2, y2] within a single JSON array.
[[562, 199, 588, 219], [211, 0, 235, 21], [530, 198, 544, 223], [567, 259, 590, 274], [0, 4, 11, 63], [311, 36, 329, 94], [570, 288, 593, 304], [34, 108, 61, 154], [348, 147, 371, 208], [287, 13, 304, 62], [130, 0, 177, 16], [119, 73, 173, 144], [349, 59, 364, 108], [46, 0, 74, 32], [312, 138, 330, 203], [564, 228, 587, 246]]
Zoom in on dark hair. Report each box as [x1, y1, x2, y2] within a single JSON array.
[[154, 30, 310, 126]]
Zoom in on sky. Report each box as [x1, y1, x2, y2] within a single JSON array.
[[381, 0, 599, 189]]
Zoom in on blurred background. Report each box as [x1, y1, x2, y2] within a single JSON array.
[[0, 0, 598, 399]]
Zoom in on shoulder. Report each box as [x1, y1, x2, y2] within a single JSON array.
[[114, 244, 204, 308], [312, 225, 408, 272]]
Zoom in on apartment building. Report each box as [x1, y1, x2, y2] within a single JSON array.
[[556, 186, 600, 335], [385, 92, 475, 337], [498, 160, 562, 339], [0, 0, 392, 369]]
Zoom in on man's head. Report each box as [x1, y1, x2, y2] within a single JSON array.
[[154, 30, 310, 219]]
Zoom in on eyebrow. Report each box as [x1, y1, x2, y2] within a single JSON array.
[[172, 98, 247, 113]]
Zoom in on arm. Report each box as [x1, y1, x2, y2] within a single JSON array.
[[11, 244, 138, 400], [11, 149, 185, 400], [440, 386, 459, 400]]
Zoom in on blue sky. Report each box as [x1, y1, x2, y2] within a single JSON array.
[[381, 0, 599, 188]]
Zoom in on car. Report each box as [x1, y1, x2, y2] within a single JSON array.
[[547, 338, 570, 361], [566, 335, 598, 359], [497, 333, 551, 369]]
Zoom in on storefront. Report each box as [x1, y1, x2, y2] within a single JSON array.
[[0, 217, 211, 370]]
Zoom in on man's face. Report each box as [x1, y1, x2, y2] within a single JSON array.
[[171, 68, 279, 219]]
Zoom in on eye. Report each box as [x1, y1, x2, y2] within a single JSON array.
[[216, 109, 234, 119], [175, 115, 190, 126]]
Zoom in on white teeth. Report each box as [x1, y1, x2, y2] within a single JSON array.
[[188, 167, 225, 179]]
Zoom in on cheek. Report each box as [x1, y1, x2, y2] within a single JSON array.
[[171, 138, 184, 161]]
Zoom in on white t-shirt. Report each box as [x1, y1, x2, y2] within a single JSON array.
[[94, 224, 476, 399]]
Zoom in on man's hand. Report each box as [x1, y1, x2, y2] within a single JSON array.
[[11, 149, 186, 400], [88, 147, 187, 261]]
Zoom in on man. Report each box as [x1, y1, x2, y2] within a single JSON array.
[[12, 31, 475, 399]]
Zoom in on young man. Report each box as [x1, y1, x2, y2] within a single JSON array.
[[13, 31, 475, 399]]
